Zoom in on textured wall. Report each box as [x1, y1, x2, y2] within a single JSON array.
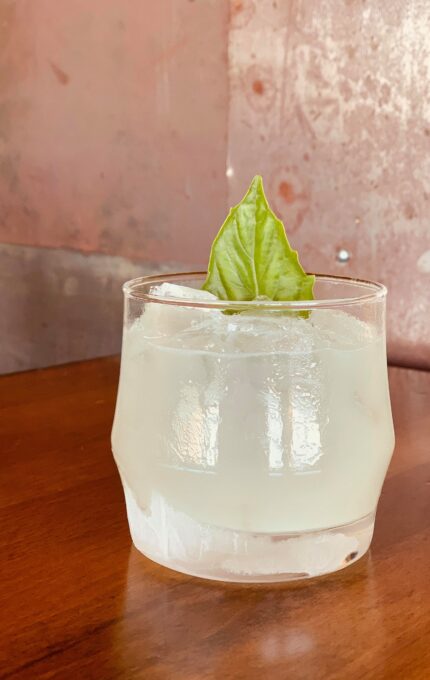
[[227, 0, 430, 369], [1, 0, 429, 373], [0, 0, 229, 372]]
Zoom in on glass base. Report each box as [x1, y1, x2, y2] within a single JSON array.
[[124, 485, 375, 583]]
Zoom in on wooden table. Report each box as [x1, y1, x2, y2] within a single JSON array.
[[1, 358, 429, 679]]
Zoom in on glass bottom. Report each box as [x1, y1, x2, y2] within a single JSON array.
[[124, 484, 375, 583]]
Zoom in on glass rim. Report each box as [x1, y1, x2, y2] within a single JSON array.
[[123, 272, 387, 310]]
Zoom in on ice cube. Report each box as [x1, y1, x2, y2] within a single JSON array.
[[310, 309, 374, 349], [137, 283, 219, 338], [150, 282, 217, 302], [124, 483, 361, 578]]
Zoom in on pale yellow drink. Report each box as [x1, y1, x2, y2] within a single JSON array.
[[112, 283, 394, 581]]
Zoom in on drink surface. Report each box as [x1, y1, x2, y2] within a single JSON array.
[[112, 286, 394, 535]]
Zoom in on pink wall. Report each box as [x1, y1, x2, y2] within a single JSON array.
[[226, 0, 430, 369], [0, 0, 229, 262], [0, 0, 429, 372], [0, 0, 230, 372]]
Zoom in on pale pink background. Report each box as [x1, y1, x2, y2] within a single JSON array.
[[0, 0, 429, 372]]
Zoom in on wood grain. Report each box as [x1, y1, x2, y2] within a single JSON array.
[[1, 358, 429, 679]]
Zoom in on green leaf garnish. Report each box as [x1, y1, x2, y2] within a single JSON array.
[[202, 175, 314, 303]]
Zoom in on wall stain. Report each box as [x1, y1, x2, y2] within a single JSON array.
[[403, 203, 417, 220], [252, 79, 264, 95], [244, 64, 276, 112], [270, 167, 310, 233], [278, 181, 296, 204], [49, 61, 70, 85], [230, 0, 255, 29]]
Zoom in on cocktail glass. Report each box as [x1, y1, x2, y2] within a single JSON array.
[[112, 273, 394, 582]]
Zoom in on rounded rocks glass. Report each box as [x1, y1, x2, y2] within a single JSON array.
[[112, 273, 395, 582]]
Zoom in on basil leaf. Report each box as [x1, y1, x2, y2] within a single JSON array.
[[202, 176, 314, 302]]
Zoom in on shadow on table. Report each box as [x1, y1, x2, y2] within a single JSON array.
[[373, 461, 430, 552]]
